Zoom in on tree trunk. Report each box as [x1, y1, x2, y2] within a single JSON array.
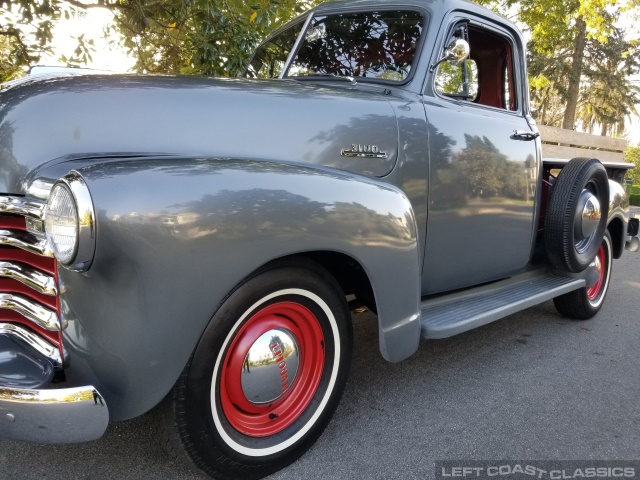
[[600, 123, 608, 136], [562, 17, 587, 130], [540, 87, 548, 124]]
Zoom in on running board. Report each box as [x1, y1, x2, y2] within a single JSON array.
[[420, 271, 585, 339]]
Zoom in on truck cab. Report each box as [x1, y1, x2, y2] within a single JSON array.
[[1, 1, 638, 479]]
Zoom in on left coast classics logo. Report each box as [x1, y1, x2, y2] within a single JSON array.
[[340, 144, 388, 158]]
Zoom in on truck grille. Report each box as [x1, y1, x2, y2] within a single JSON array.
[[0, 197, 62, 367]]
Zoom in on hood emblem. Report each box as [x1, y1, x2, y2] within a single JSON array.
[[340, 144, 388, 159]]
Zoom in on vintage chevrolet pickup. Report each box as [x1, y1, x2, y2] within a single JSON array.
[[0, 0, 638, 478]]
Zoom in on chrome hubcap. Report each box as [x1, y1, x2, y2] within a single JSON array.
[[578, 191, 601, 239], [240, 328, 300, 405]]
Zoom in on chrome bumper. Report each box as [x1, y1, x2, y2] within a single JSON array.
[[0, 385, 109, 443]]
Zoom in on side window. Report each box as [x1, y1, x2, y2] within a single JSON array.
[[435, 23, 517, 111]]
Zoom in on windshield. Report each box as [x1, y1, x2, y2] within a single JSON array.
[[246, 20, 305, 79], [246, 10, 425, 83]]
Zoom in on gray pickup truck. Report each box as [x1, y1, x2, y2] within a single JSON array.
[[0, 0, 638, 478]]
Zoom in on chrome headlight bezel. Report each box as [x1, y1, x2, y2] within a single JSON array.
[[44, 172, 96, 272]]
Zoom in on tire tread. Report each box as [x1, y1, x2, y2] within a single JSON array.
[[544, 158, 609, 272]]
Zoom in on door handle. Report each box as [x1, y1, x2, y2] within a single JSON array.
[[512, 130, 540, 141]]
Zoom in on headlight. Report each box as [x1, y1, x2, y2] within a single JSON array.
[[44, 172, 96, 271], [45, 183, 77, 263]]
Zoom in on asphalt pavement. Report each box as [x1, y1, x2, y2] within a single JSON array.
[[1, 222, 639, 479]]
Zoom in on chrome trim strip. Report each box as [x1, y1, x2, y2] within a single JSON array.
[[0, 196, 45, 220], [280, 13, 315, 79], [0, 229, 54, 257], [0, 323, 62, 366], [0, 261, 58, 296], [0, 293, 60, 331], [0, 385, 109, 443], [340, 150, 389, 159], [26, 179, 55, 201]]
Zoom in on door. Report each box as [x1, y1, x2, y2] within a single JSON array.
[[422, 17, 539, 295]]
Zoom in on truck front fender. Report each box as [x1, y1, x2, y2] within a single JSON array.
[[40, 157, 421, 420]]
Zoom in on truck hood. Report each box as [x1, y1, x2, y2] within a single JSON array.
[[0, 74, 399, 195]]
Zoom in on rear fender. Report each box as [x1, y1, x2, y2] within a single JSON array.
[[608, 179, 631, 259]]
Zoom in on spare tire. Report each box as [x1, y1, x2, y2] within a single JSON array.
[[544, 157, 609, 272]]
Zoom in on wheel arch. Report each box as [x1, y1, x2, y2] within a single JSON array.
[[607, 178, 630, 260], [235, 248, 418, 364], [607, 216, 625, 259], [298, 251, 377, 311]]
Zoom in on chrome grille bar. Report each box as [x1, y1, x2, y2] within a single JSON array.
[[0, 293, 60, 331], [0, 322, 62, 366], [0, 229, 53, 257], [0, 196, 45, 219], [0, 261, 58, 295]]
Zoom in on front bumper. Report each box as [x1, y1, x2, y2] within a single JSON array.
[[0, 385, 109, 443], [0, 323, 109, 443]]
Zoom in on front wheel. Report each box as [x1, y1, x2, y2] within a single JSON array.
[[553, 231, 613, 320], [155, 260, 352, 479]]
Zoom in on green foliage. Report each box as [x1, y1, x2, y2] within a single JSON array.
[[625, 145, 640, 187], [0, 0, 62, 79], [0, 36, 23, 82], [529, 25, 640, 134], [478, 0, 626, 52], [478, 0, 640, 132], [1, 0, 320, 78], [576, 31, 640, 135], [59, 33, 94, 66]]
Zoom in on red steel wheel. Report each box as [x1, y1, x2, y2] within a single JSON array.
[[553, 231, 612, 320], [219, 301, 325, 437], [155, 260, 352, 480], [586, 244, 606, 302]]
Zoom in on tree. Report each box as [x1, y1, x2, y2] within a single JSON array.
[[1, 0, 319, 79], [114, 0, 319, 76], [576, 30, 640, 136], [478, 0, 640, 131], [0, 35, 23, 82], [1, 1, 62, 79], [527, 43, 572, 127], [527, 21, 640, 136], [626, 145, 640, 187]]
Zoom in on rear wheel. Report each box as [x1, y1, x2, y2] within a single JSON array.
[[155, 260, 352, 479], [553, 231, 612, 320]]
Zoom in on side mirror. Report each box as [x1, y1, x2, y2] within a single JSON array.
[[430, 38, 470, 72]]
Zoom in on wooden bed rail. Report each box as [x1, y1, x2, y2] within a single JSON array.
[[538, 125, 627, 163]]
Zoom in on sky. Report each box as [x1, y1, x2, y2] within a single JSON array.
[[39, 7, 135, 72], [38, 6, 640, 146]]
